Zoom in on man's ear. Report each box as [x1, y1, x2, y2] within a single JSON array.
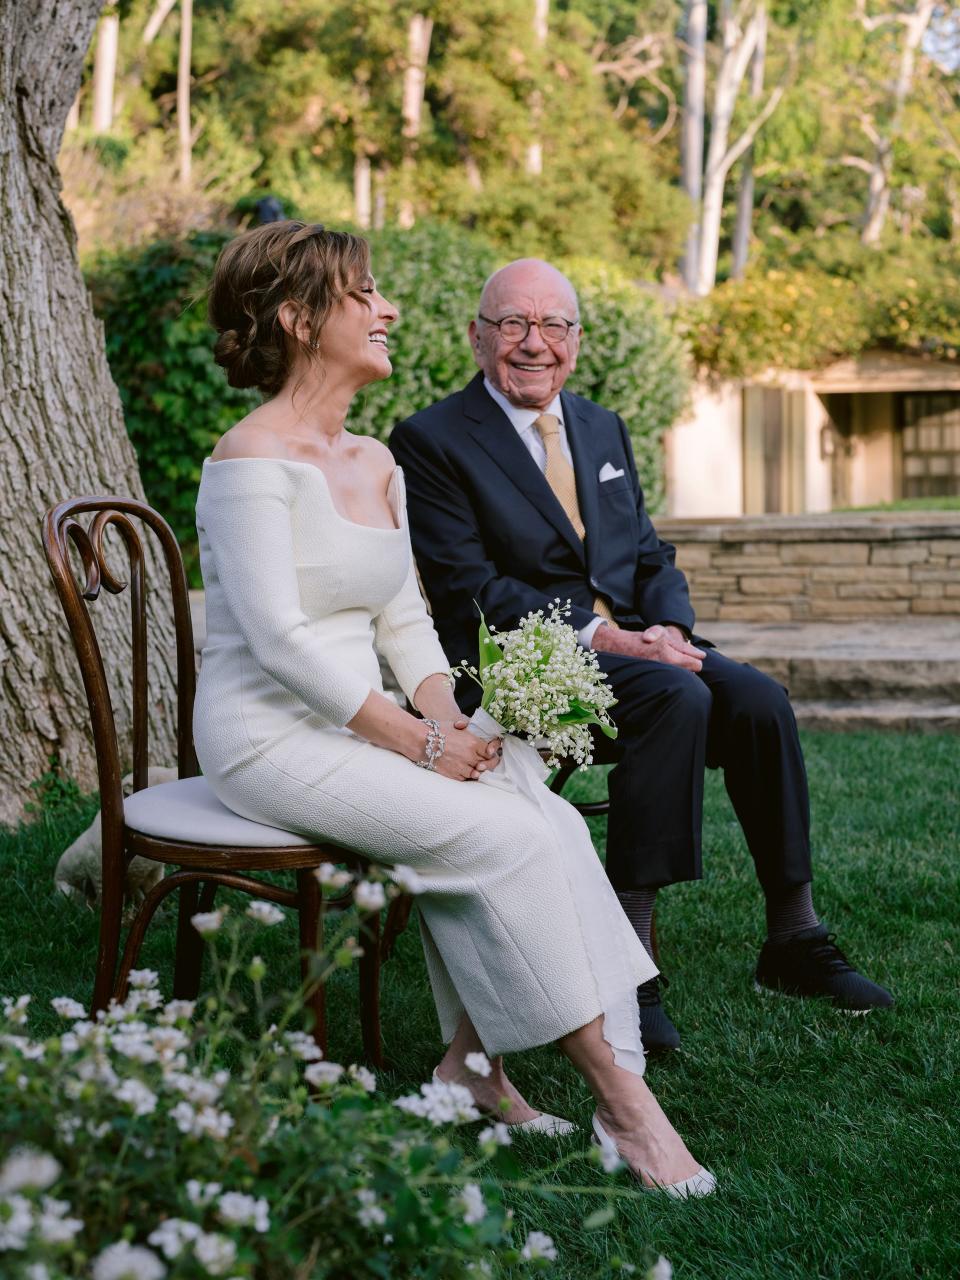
[[568, 323, 582, 375], [468, 318, 482, 364]]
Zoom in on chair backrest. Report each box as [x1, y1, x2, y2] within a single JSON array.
[[42, 496, 199, 848]]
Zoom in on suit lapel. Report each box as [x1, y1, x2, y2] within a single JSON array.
[[561, 390, 602, 571], [463, 375, 585, 560]]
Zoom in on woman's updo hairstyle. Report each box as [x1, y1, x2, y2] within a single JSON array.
[[208, 220, 371, 395]]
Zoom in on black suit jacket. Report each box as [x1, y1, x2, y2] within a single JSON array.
[[390, 373, 696, 704]]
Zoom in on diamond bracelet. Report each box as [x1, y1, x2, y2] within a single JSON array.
[[416, 718, 446, 771]]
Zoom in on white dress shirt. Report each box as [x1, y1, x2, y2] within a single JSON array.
[[483, 378, 603, 648]]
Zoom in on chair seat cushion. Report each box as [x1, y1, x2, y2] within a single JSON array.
[[124, 775, 314, 848]]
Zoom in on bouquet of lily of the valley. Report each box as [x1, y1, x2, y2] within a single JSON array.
[[454, 600, 618, 769]]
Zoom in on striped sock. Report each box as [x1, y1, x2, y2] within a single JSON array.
[[617, 889, 658, 957], [764, 881, 820, 944]]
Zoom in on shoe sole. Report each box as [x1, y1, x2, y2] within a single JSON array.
[[753, 979, 872, 1016]]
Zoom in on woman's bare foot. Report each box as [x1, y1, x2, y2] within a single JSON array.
[[596, 1077, 703, 1187], [435, 1056, 541, 1125]]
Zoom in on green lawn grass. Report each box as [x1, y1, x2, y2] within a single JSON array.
[[839, 496, 960, 513], [3, 732, 959, 1278]]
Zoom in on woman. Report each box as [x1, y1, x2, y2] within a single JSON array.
[[196, 220, 715, 1197]]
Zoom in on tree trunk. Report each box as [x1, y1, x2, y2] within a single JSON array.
[[0, 0, 178, 825], [731, 5, 765, 278], [695, 2, 775, 295], [91, 8, 119, 132], [680, 0, 707, 291], [525, 0, 549, 177], [354, 152, 372, 229], [861, 0, 936, 246], [177, 0, 193, 187], [398, 13, 433, 230]]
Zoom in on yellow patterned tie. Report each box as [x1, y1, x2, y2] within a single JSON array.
[[534, 414, 615, 624]]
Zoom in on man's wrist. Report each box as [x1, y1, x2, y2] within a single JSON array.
[[579, 615, 604, 649]]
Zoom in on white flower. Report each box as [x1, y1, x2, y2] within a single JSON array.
[[356, 1188, 386, 1228], [648, 1258, 673, 1280], [464, 1051, 492, 1077], [389, 864, 424, 894], [128, 969, 159, 990], [111, 1029, 159, 1064], [394, 1079, 481, 1125], [304, 1061, 343, 1087], [186, 1180, 222, 1208], [147, 1218, 201, 1260], [478, 1123, 511, 1148], [0, 1147, 61, 1192], [521, 1230, 558, 1262], [116, 1078, 158, 1117], [91, 1241, 167, 1280], [596, 1140, 623, 1174], [150, 1027, 189, 1062], [158, 1000, 195, 1024], [0, 1034, 44, 1060], [217, 1191, 270, 1233], [0, 1193, 32, 1249], [460, 1182, 486, 1225], [2, 995, 30, 1025], [163, 1068, 228, 1106], [354, 880, 386, 911], [36, 1196, 82, 1245], [50, 996, 86, 1019], [284, 1030, 324, 1061], [348, 1064, 376, 1092], [26, 1265, 51, 1280], [191, 909, 225, 937], [246, 900, 285, 926], [193, 1232, 237, 1276], [314, 863, 352, 888]]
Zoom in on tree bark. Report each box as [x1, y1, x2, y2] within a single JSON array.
[[177, 0, 193, 187], [91, 8, 119, 132], [0, 0, 178, 825], [679, 0, 707, 291], [398, 12, 433, 230]]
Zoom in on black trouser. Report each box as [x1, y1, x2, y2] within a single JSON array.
[[598, 648, 812, 893]]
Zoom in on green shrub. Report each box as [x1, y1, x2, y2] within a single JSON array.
[[87, 224, 690, 580], [87, 230, 257, 584]]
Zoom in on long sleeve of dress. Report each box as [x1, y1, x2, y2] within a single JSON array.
[[374, 529, 451, 706], [196, 463, 374, 728]]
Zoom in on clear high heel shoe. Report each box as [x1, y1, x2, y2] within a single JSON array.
[[431, 1068, 577, 1136], [591, 1112, 717, 1199]]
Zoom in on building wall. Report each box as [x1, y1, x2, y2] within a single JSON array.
[[665, 380, 743, 516]]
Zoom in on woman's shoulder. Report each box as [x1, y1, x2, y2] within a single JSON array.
[[209, 417, 290, 462]]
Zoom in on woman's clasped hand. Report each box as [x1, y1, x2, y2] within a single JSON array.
[[423, 717, 502, 782]]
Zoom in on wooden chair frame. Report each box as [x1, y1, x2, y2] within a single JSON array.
[[42, 495, 405, 1066]]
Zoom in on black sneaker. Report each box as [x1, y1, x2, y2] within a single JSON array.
[[755, 925, 894, 1014], [637, 975, 681, 1051]]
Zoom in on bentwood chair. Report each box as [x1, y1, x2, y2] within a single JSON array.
[[42, 495, 407, 1067]]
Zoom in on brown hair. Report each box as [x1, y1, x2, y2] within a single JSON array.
[[208, 221, 371, 395]]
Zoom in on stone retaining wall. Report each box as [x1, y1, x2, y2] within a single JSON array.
[[656, 513, 960, 623]]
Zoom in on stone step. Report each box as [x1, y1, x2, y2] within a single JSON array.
[[737, 654, 960, 703], [793, 699, 960, 734]]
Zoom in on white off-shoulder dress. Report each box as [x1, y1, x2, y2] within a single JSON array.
[[194, 457, 656, 1069]]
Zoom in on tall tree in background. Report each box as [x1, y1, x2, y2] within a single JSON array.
[[844, 0, 937, 244], [398, 11, 433, 228], [0, 0, 177, 824], [91, 3, 120, 131], [177, 0, 193, 186], [679, 0, 706, 290], [526, 0, 549, 176]]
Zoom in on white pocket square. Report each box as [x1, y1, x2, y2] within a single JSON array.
[[598, 463, 625, 483]]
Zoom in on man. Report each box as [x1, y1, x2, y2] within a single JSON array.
[[389, 258, 892, 1051]]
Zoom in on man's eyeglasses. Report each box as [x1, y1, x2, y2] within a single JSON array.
[[477, 314, 579, 343]]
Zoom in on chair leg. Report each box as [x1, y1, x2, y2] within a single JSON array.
[[381, 893, 413, 962], [297, 869, 327, 1056], [173, 880, 215, 1000], [92, 877, 124, 1014], [358, 908, 383, 1069]]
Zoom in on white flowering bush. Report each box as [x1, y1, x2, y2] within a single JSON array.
[[0, 871, 664, 1279], [455, 603, 618, 767]]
